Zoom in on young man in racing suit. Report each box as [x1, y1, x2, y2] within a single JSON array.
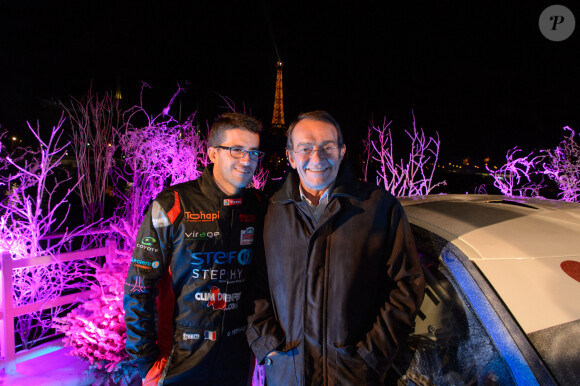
[[124, 112, 265, 385]]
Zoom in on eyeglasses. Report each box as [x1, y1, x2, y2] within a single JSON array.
[[292, 145, 340, 158], [215, 146, 265, 161]]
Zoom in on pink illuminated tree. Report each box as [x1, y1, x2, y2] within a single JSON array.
[[112, 83, 208, 250], [364, 113, 445, 197], [54, 249, 135, 385], [486, 147, 546, 197], [249, 166, 269, 190], [0, 118, 98, 350], [56, 85, 209, 384], [542, 126, 580, 202]]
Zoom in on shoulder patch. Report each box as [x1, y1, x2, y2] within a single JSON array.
[[152, 201, 171, 228]]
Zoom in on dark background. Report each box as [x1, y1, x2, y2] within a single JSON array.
[[1, 1, 579, 167]]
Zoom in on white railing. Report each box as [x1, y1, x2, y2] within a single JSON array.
[[0, 239, 116, 374]]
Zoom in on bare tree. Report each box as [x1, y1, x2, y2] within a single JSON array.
[[112, 84, 208, 251], [364, 113, 445, 197], [249, 166, 269, 190], [55, 85, 209, 383], [542, 126, 580, 202], [361, 124, 373, 182], [486, 147, 545, 197], [0, 117, 96, 349], [62, 89, 120, 225]]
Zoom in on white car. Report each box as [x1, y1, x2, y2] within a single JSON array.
[[393, 195, 580, 385]]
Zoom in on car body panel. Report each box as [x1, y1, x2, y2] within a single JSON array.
[[400, 194, 580, 334], [474, 257, 580, 333]]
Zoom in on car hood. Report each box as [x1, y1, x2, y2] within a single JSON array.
[[401, 194, 580, 334]]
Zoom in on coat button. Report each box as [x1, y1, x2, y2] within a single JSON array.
[[265, 358, 273, 366]]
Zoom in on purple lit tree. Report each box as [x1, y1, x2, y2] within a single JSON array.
[[249, 166, 269, 190], [112, 83, 208, 250], [542, 126, 580, 202], [486, 147, 545, 197], [0, 118, 97, 350], [54, 249, 135, 385], [363, 114, 445, 197], [55, 85, 209, 384]]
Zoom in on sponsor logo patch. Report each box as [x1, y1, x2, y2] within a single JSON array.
[[192, 268, 245, 281], [185, 230, 221, 240], [204, 331, 217, 341], [141, 236, 156, 246], [237, 249, 252, 265], [135, 243, 159, 253], [195, 286, 242, 310], [240, 227, 254, 245], [185, 211, 220, 222], [190, 249, 253, 266], [131, 258, 160, 270], [207, 286, 226, 310], [224, 198, 242, 206], [183, 332, 200, 340], [125, 276, 147, 293], [152, 202, 171, 228], [240, 213, 255, 223]]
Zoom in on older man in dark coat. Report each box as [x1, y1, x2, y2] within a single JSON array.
[[247, 111, 425, 385]]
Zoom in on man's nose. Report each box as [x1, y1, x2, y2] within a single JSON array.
[[240, 152, 252, 163], [309, 148, 323, 163]]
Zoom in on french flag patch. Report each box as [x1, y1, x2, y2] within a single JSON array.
[[204, 330, 217, 341]]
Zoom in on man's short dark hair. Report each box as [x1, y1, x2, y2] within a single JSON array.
[[208, 112, 263, 147], [286, 110, 344, 149]]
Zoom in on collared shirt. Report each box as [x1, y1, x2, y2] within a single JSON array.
[[299, 183, 334, 223]]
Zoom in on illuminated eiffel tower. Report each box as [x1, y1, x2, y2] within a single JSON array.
[[261, 60, 288, 182], [270, 61, 286, 136]]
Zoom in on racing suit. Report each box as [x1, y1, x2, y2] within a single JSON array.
[[124, 166, 263, 385]]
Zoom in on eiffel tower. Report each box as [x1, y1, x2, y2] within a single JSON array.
[[262, 60, 289, 182], [271, 61, 286, 136]]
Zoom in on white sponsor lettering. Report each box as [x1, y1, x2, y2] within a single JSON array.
[[183, 332, 200, 340], [185, 231, 221, 240], [136, 244, 159, 253], [195, 291, 242, 302], [192, 268, 244, 280]]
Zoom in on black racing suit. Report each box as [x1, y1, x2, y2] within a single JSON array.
[[124, 166, 263, 385]]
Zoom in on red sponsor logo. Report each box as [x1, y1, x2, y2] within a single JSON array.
[[207, 286, 227, 310], [240, 227, 254, 245], [240, 213, 255, 223], [224, 198, 242, 206]]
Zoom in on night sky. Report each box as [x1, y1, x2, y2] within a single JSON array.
[[1, 1, 579, 164]]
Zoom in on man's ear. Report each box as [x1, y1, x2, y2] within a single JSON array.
[[286, 149, 297, 169], [339, 145, 346, 162], [208, 147, 217, 163]]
